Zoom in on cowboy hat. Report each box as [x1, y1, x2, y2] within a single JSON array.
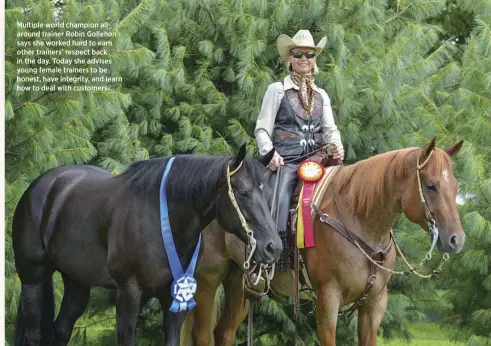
[[277, 30, 327, 61]]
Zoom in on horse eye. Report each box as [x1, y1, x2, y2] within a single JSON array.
[[239, 191, 249, 197], [425, 183, 437, 191]]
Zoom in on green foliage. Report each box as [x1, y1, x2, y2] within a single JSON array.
[[378, 322, 467, 345], [4, 0, 491, 344], [4, 0, 134, 343]]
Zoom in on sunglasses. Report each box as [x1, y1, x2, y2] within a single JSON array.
[[290, 51, 316, 59]]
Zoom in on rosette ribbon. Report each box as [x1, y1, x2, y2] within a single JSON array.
[[160, 156, 202, 312], [296, 160, 325, 248]]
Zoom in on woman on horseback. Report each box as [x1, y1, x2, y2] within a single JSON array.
[[254, 29, 344, 270]]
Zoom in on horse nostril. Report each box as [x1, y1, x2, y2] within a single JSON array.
[[450, 235, 458, 248], [265, 241, 282, 260], [447, 232, 465, 253]]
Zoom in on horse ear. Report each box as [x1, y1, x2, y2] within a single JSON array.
[[421, 136, 436, 159], [444, 140, 464, 157], [232, 143, 247, 169], [257, 147, 275, 167]]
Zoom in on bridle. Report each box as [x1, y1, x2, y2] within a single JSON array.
[[308, 147, 452, 316], [226, 161, 256, 267], [225, 161, 275, 289], [416, 149, 444, 261], [313, 148, 451, 295]]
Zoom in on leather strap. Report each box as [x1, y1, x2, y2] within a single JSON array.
[[311, 203, 393, 256], [247, 299, 254, 345], [311, 202, 393, 315], [294, 230, 300, 320], [339, 245, 389, 317]]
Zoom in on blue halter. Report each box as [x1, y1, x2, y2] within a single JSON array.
[[159, 156, 202, 312]]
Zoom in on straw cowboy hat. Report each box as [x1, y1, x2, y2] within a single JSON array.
[[277, 30, 327, 73]]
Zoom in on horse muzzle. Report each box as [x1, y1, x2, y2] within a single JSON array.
[[253, 236, 283, 265], [438, 229, 465, 254]]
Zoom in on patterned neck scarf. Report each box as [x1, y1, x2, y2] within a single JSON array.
[[290, 70, 315, 114]]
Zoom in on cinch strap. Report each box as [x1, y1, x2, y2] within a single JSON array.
[[160, 156, 202, 312]]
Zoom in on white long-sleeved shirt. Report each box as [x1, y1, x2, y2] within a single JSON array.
[[254, 75, 343, 156]]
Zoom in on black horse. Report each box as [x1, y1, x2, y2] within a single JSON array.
[[12, 145, 282, 346]]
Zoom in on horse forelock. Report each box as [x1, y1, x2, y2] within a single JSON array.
[[241, 157, 269, 185], [333, 147, 451, 216], [430, 148, 453, 177]]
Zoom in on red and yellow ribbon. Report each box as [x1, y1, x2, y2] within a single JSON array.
[[297, 160, 324, 248]]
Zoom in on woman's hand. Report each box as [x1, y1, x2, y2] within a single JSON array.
[[331, 146, 344, 161], [268, 154, 284, 171]]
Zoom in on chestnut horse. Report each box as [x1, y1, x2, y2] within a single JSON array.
[[181, 138, 465, 346]]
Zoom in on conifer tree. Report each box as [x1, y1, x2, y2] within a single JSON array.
[[421, 1, 491, 343], [4, 0, 491, 344], [5, 0, 143, 342]]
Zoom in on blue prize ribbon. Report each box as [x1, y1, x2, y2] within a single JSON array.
[[160, 156, 202, 312]]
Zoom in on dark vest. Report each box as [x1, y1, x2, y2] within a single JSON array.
[[272, 88, 324, 163]]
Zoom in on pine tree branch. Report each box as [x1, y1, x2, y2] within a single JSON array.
[[237, 327, 278, 345], [256, 327, 281, 339], [460, 88, 491, 104], [6, 82, 16, 98], [13, 91, 56, 112], [200, 2, 218, 40], [51, 148, 92, 153], [7, 108, 56, 151], [73, 316, 116, 329], [5, 175, 27, 206], [477, 178, 491, 208], [385, 3, 415, 24], [400, 233, 431, 247], [411, 299, 449, 303], [7, 128, 46, 151]]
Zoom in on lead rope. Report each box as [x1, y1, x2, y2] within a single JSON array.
[[346, 230, 449, 279], [247, 299, 254, 346]]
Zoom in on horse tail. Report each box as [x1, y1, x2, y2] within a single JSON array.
[[40, 275, 55, 345], [14, 300, 25, 346], [15, 275, 55, 346]]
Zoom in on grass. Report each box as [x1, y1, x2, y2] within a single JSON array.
[[378, 322, 466, 346], [71, 318, 468, 345]]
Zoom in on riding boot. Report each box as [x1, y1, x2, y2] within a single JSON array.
[[268, 163, 299, 272]]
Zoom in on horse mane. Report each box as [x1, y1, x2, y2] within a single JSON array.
[[116, 154, 267, 208], [333, 147, 451, 216]]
